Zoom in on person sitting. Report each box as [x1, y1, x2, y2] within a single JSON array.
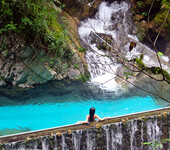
[[76, 107, 108, 124]]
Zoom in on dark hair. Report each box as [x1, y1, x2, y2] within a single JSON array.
[[89, 107, 95, 122]]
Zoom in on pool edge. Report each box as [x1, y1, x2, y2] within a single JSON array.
[[0, 107, 170, 144]]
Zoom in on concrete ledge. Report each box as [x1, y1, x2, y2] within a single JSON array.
[[0, 107, 170, 144]]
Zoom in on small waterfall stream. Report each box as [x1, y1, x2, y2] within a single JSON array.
[[72, 130, 82, 150], [130, 120, 138, 150], [2, 114, 170, 150]]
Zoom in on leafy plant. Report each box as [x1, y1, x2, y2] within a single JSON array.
[[161, 0, 170, 9], [123, 71, 133, 80], [158, 51, 164, 57], [0, 0, 76, 73], [137, 1, 142, 7], [143, 139, 170, 150], [3, 50, 9, 57], [78, 74, 90, 82], [142, 12, 147, 16], [74, 64, 79, 69], [136, 58, 146, 69], [79, 48, 88, 53]]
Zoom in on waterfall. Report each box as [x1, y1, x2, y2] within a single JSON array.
[[78, 1, 169, 91], [42, 137, 48, 150], [140, 121, 144, 150], [147, 117, 162, 143], [62, 134, 68, 150], [72, 130, 82, 150], [130, 120, 138, 150], [111, 123, 123, 149], [54, 134, 57, 150], [103, 123, 123, 150], [103, 124, 111, 150], [78, 1, 130, 91], [86, 130, 96, 150]]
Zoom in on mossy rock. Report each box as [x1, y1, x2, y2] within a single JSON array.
[[97, 44, 107, 50], [0, 144, 3, 150], [153, 8, 170, 38]]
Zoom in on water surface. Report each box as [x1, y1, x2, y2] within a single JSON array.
[[0, 81, 168, 136]]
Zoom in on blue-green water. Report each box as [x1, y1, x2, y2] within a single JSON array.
[[0, 81, 168, 136]]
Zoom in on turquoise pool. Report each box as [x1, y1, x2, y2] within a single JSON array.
[[0, 81, 168, 136]]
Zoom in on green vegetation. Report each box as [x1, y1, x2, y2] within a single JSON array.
[[143, 139, 170, 149], [0, 144, 2, 150], [136, 24, 145, 42], [78, 74, 90, 82], [79, 48, 88, 53], [97, 44, 107, 50], [0, 0, 74, 67], [123, 71, 133, 80], [161, 0, 170, 9], [74, 64, 79, 69], [135, 54, 170, 81]]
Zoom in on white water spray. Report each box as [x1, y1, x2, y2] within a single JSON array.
[[78, 1, 170, 92]]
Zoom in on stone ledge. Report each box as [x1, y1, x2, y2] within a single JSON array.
[[0, 107, 170, 144]]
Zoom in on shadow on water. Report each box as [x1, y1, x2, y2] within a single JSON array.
[[0, 127, 31, 136], [0, 80, 119, 105], [0, 79, 169, 107]]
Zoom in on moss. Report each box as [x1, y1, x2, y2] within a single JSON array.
[[136, 24, 145, 41], [91, 38, 96, 44], [153, 8, 170, 37], [97, 44, 107, 50], [153, 9, 170, 26], [95, 124, 102, 129], [162, 70, 170, 81], [135, 54, 170, 81], [74, 64, 79, 69], [105, 39, 111, 44], [150, 67, 170, 80], [78, 74, 90, 82], [163, 112, 167, 118], [56, 132, 62, 137], [0, 144, 2, 150], [67, 130, 72, 135]]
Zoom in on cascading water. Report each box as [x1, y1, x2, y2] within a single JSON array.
[[78, 1, 169, 92], [103, 124, 111, 150], [62, 133, 68, 150], [147, 117, 161, 144], [140, 121, 144, 150], [130, 120, 138, 150], [72, 130, 82, 150], [86, 130, 96, 150], [103, 123, 123, 150], [111, 123, 123, 149], [78, 1, 130, 91]]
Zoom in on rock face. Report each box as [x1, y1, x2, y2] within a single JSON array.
[[58, 0, 102, 19], [0, 1, 93, 88], [1, 112, 170, 149], [0, 46, 53, 87], [0, 45, 88, 87]]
